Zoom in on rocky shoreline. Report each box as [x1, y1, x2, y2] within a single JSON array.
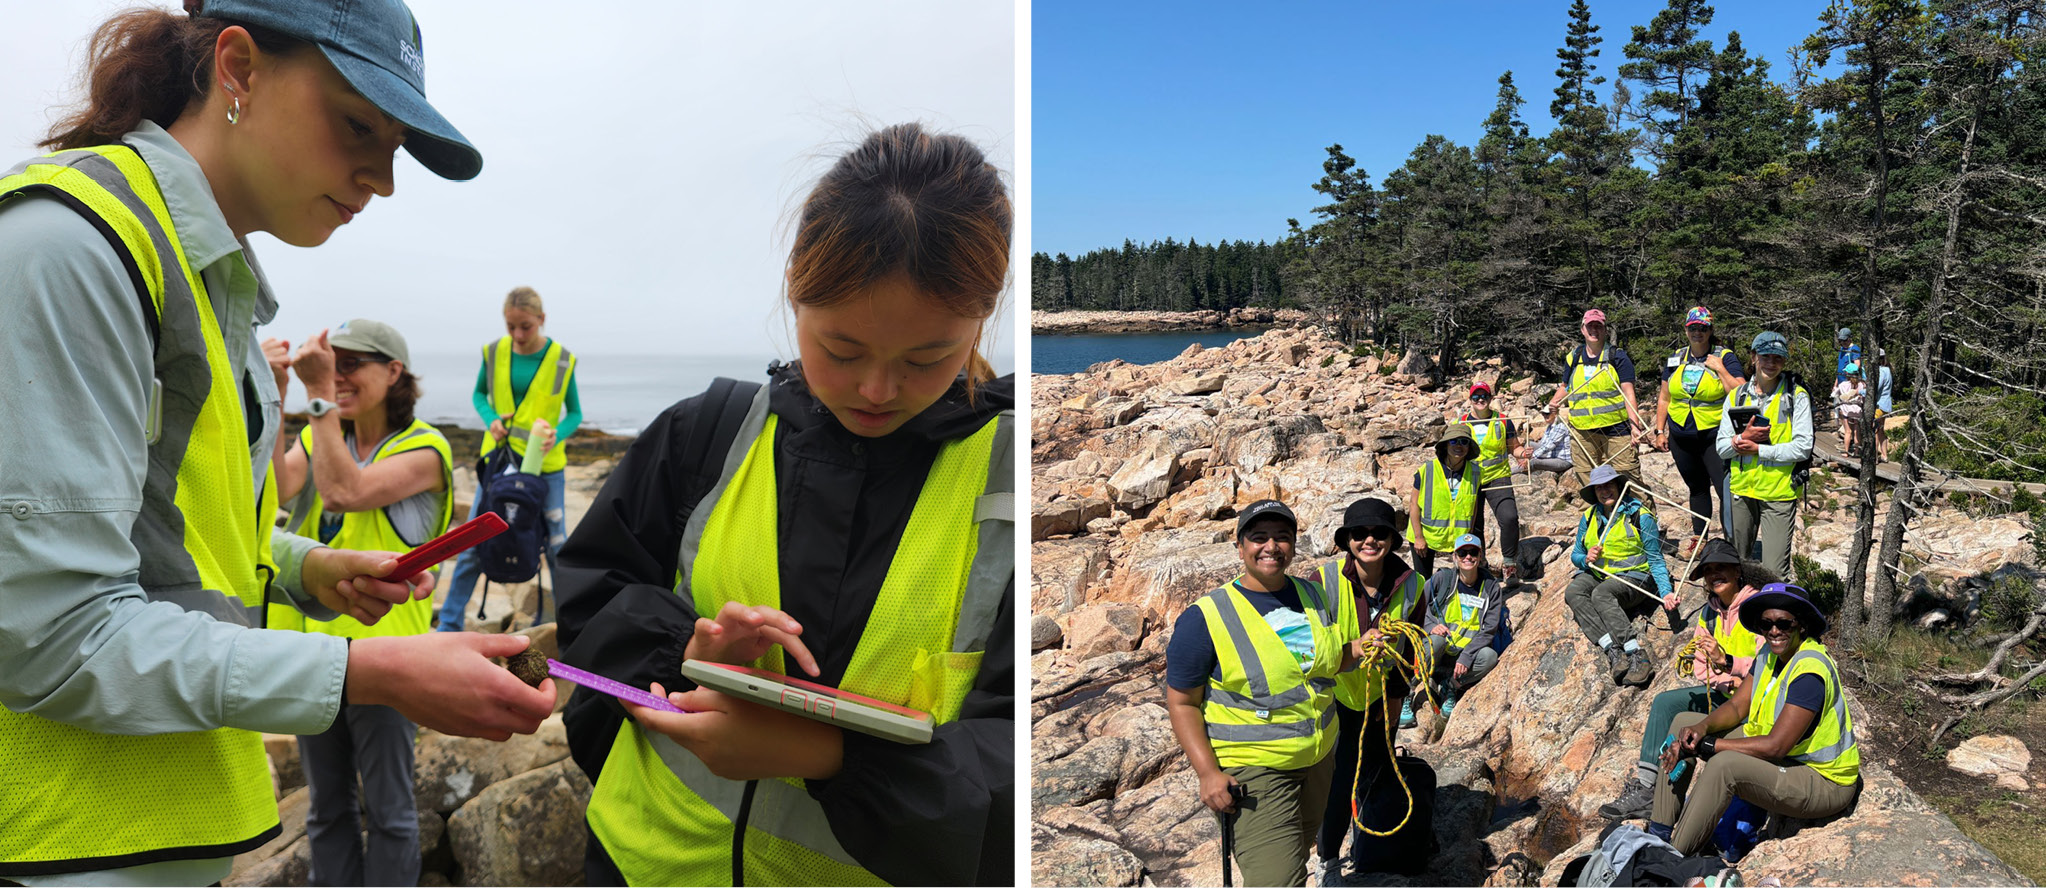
[[1032, 307, 1314, 335], [1030, 326, 2031, 886]]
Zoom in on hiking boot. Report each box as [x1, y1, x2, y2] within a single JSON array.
[[1607, 647, 1629, 684], [1318, 857, 1343, 886], [1399, 697, 1417, 729], [1597, 780, 1655, 820], [1623, 650, 1655, 687], [1440, 692, 1458, 720]]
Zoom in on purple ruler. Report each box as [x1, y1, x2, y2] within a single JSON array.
[[546, 659, 689, 713]]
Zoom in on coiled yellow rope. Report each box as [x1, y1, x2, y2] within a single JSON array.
[[1347, 613, 1436, 837], [1672, 635, 1699, 673]]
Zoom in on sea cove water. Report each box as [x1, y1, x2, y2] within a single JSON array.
[[1032, 328, 1270, 375]]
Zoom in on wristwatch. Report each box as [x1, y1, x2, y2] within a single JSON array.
[[305, 398, 338, 418]]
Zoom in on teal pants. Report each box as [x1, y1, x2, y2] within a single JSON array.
[[1635, 686, 1718, 772]]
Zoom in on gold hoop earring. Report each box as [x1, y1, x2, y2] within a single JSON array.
[[226, 95, 241, 125]]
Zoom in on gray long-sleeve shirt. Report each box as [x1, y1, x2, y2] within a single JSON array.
[[2, 124, 348, 884], [1421, 568, 1507, 668]]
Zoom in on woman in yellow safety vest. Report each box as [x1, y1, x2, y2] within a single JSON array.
[[1564, 465, 1676, 688], [1651, 307, 1745, 560], [0, 3, 554, 882], [1406, 424, 1486, 579], [1715, 330, 1813, 579], [270, 319, 453, 886], [436, 285, 582, 630], [1598, 538, 1765, 822], [555, 124, 1015, 886], [1459, 381, 1524, 585], [1650, 584, 1860, 854]]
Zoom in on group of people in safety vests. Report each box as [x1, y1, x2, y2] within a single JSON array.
[[1166, 305, 1863, 886]]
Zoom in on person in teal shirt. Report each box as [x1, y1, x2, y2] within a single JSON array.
[[436, 286, 583, 630]]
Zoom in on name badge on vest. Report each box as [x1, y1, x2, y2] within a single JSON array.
[[1458, 593, 1484, 613]]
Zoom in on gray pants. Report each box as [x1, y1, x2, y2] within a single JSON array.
[[300, 703, 421, 887], [1564, 571, 1654, 650], [1730, 496, 1798, 578], [1217, 753, 1338, 887], [1651, 711, 1860, 854], [1424, 634, 1499, 701]]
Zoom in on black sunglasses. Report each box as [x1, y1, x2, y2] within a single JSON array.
[[1755, 617, 1802, 633], [1347, 526, 1395, 542], [1470, 393, 1492, 402], [335, 355, 392, 375]]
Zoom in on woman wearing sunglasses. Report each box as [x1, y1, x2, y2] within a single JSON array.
[[269, 320, 452, 886], [1648, 584, 1860, 855], [1651, 307, 1744, 559]]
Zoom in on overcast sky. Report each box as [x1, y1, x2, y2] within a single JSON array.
[[3, 0, 1017, 371]]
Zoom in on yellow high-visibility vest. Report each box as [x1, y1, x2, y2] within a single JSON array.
[[1321, 560, 1422, 709], [479, 336, 576, 473], [1464, 414, 1512, 487], [1666, 346, 1737, 431], [268, 419, 453, 638], [1195, 576, 1343, 770], [1727, 380, 1805, 502], [1566, 346, 1627, 430], [1417, 458, 1480, 551], [1745, 641, 1860, 786], [0, 144, 280, 872], [585, 383, 1013, 885]]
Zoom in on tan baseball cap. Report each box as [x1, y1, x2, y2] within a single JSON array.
[[329, 318, 411, 367]]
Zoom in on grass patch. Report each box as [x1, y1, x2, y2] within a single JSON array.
[[1943, 798, 2046, 884]]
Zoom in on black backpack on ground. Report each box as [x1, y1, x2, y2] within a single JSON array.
[[1349, 744, 1438, 876], [471, 445, 549, 617]]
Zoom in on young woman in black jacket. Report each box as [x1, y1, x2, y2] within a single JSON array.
[[555, 123, 1014, 887]]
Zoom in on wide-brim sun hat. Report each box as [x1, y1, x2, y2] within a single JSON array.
[[1579, 464, 1628, 507], [191, 0, 483, 180], [1739, 583, 1828, 638], [1434, 423, 1477, 464]]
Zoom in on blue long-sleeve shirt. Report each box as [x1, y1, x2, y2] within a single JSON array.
[[1570, 499, 1673, 599]]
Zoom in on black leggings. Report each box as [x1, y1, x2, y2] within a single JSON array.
[[1318, 702, 1397, 863], [1668, 430, 1732, 536], [1482, 485, 1520, 561]]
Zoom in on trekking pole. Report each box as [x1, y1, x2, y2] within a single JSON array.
[[1221, 783, 1244, 888]]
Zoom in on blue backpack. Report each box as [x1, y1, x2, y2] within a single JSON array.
[[472, 447, 548, 614]]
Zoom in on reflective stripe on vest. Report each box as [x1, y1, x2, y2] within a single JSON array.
[[1745, 642, 1860, 786], [1728, 381, 1802, 502], [1325, 561, 1422, 709], [0, 145, 279, 873], [1667, 347, 1735, 430], [1585, 506, 1650, 573], [1443, 586, 1487, 650], [479, 336, 577, 473], [1567, 347, 1626, 429], [587, 382, 1012, 885], [1464, 415, 1511, 486], [1701, 599, 1761, 666], [1418, 459, 1480, 551], [268, 419, 454, 638], [1194, 578, 1342, 769]]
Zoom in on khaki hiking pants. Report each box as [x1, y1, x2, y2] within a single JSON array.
[[1217, 752, 1338, 886], [1568, 425, 1641, 493], [1730, 496, 1798, 579], [1651, 711, 1859, 854]]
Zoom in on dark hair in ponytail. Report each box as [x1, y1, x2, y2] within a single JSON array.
[[41, 8, 307, 152], [786, 123, 1011, 396]]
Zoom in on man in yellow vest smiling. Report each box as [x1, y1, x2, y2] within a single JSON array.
[[1166, 500, 1369, 886]]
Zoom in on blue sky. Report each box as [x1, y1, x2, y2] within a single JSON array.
[[1032, 0, 1836, 257]]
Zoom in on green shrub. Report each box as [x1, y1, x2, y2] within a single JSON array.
[[1350, 343, 1371, 358], [1321, 354, 1336, 368], [1979, 574, 2041, 633], [2012, 488, 2039, 514], [1793, 553, 1846, 618], [1953, 491, 1974, 512]]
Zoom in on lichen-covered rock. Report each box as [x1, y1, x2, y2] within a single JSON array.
[[414, 713, 569, 815], [446, 759, 592, 887]]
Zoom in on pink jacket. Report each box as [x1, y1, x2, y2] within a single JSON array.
[[1692, 586, 1759, 694]]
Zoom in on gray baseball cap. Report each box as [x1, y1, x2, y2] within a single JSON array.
[[1236, 500, 1297, 539], [329, 318, 410, 367], [191, 0, 482, 180], [1751, 331, 1789, 357]]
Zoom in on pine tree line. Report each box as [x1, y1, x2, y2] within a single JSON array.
[[1029, 238, 1295, 313]]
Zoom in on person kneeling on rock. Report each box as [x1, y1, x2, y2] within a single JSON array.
[[1421, 534, 1507, 723], [1648, 584, 1861, 855], [1164, 500, 1373, 887], [1565, 465, 1675, 687], [1600, 538, 1767, 821]]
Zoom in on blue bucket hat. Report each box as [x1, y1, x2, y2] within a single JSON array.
[[1453, 533, 1484, 553], [1739, 583, 1828, 637], [1578, 464, 1630, 506], [1751, 331, 1789, 357], [192, 0, 482, 180]]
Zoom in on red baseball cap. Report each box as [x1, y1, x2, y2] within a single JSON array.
[[1582, 309, 1608, 324], [1469, 382, 1493, 397]]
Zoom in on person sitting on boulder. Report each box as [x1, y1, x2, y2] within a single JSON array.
[[1312, 497, 1425, 884], [1164, 500, 1371, 887], [1407, 424, 1485, 579], [1649, 584, 1861, 855], [1564, 465, 1675, 687], [1521, 419, 1573, 481], [1599, 538, 1766, 821], [1421, 534, 1508, 722]]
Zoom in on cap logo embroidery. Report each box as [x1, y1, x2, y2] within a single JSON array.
[[397, 14, 425, 79]]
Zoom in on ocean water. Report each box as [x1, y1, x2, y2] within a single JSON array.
[[403, 352, 779, 435], [1032, 328, 1270, 375]]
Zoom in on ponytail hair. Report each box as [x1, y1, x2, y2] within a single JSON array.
[[786, 123, 1010, 397], [41, 8, 307, 152]]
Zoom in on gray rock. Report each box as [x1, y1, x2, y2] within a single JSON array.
[[414, 715, 569, 815], [1032, 614, 1066, 651], [446, 759, 592, 887], [1034, 735, 1130, 812], [1032, 823, 1146, 887]]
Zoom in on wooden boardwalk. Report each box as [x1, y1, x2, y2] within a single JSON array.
[[1811, 432, 2046, 498]]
